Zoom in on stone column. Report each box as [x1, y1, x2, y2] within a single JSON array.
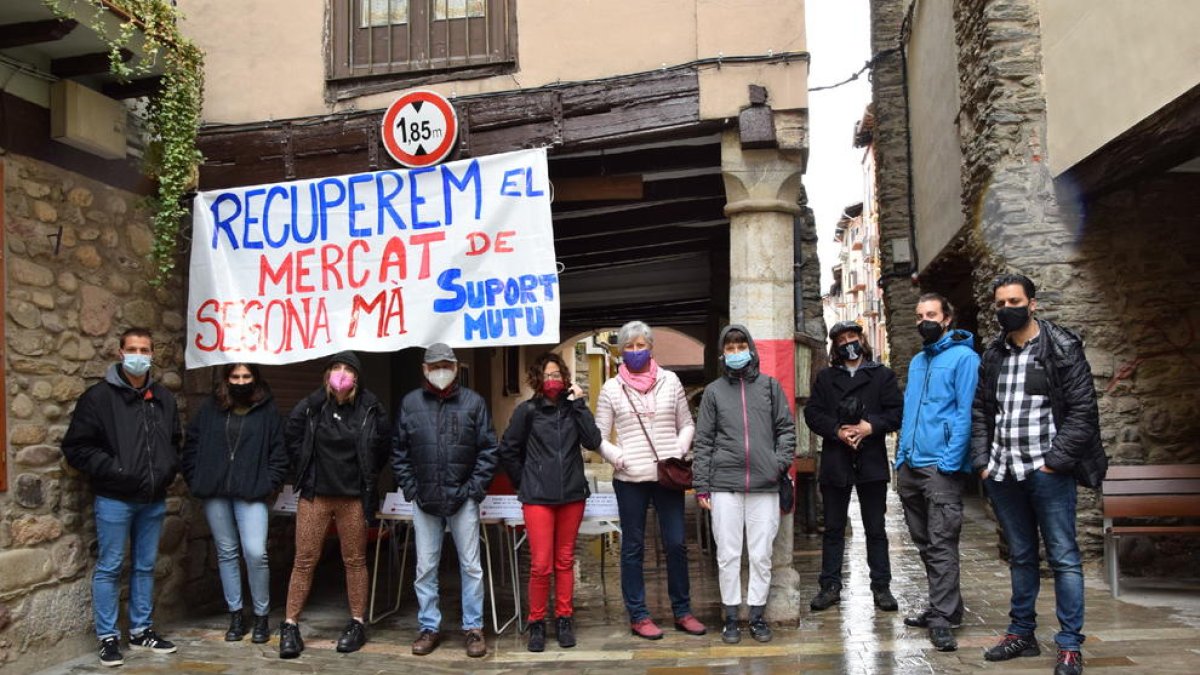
[[720, 108, 806, 622]]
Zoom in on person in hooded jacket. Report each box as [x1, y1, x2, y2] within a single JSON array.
[[804, 321, 903, 615], [62, 327, 182, 668], [894, 294, 980, 653], [498, 352, 603, 653], [182, 363, 289, 645], [278, 351, 389, 659], [393, 343, 499, 659], [693, 325, 796, 645]]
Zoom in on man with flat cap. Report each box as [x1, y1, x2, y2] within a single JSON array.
[[393, 344, 499, 658]]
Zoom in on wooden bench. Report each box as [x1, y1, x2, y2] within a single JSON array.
[[1102, 464, 1200, 597]]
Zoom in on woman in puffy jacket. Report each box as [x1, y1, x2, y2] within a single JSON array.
[[182, 363, 288, 645], [594, 321, 706, 640], [498, 352, 602, 653]]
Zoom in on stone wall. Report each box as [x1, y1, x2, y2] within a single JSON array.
[[1071, 174, 1200, 574], [1, 153, 192, 673], [867, 0, 924, 384]]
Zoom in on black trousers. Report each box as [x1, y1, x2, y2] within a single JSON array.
[[818, 480, 892, 590]]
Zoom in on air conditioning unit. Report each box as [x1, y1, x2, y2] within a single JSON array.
[[50, 80, 127, 160]]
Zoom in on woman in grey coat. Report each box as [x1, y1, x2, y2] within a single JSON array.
[[692, 324, 796, 645]]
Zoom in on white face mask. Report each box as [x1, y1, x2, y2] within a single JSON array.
[[425, 367, 456, 390]]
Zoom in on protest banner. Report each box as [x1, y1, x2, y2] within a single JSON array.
[[185, 148, 558, 368]]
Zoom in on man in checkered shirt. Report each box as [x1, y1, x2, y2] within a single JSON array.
[[971, 273, 1107, 675]]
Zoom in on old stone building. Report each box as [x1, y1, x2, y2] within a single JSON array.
[[0, 2, 193, 671], [868, 0, 1200, 572]]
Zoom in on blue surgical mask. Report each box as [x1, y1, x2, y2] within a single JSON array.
[[724, 350, 752, 370], [122, 353, 152, 377], [622, 348, 652, 372]]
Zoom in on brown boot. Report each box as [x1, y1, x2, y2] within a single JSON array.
[[411, 629, 440, 656], [465, 628, 487, 657]]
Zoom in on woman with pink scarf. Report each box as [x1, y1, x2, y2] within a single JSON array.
[[595, 321, 707, 640]]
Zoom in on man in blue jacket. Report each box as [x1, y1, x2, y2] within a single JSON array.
[[895, 293, 980, 653], [393, 343, 498, 658]]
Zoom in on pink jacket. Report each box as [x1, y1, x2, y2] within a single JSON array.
[[594, 369, 695, 483]]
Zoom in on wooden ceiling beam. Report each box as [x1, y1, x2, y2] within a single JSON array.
[[552, 195, 727, 239], [0, 19, 78, 48], [103, 75, 162, 99], [52, 48, 133, 78]]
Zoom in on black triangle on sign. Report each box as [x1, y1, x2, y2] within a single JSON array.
[[411, 100, 424, 112], [414, 144, 428, 156]]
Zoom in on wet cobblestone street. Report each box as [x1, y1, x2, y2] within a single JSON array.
[[38, 488, 1200, 674]]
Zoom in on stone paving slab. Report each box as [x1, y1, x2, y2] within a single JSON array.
[[35, 490, 1200, 674]]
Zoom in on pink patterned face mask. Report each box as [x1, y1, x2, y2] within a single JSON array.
[[329, 370, 356, 393]]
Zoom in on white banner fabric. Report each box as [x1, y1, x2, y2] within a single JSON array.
[[185, 148, 557, 368]]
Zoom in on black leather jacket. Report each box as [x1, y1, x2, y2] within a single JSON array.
[[286, 387, 389, 518], [971, 319, 1108, 488], [498, 394, 602, 505]]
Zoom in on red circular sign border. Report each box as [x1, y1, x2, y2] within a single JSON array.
[[381, 90, 459, 168]]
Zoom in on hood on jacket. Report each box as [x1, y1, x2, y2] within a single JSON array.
[[925, 328, 976, 355], [986, 319, 1081, 356], [718, 323, 760, 380]]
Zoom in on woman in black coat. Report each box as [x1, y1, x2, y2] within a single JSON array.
[[498, 352, 602, 653], [802, 321, 904, 613], [182, 363, 288, 644]]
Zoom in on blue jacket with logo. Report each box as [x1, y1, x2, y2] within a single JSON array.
[[896, 329, 980, 473]]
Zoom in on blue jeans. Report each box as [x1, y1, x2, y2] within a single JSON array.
[[986, 469, 1085, 650], [613, 479, 692, 622], [411, 499, 484, 631], [203, 498, 271, 616], [93, 496, 166, 639]]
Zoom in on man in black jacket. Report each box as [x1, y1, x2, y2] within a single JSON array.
[[971, 273, 1106, 675], [62, 328, 182, 668], [804, 321, 904, 616], [393, 343, 499, 658]]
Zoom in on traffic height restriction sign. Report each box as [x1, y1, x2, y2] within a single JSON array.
[[381, 90, 459, 168]]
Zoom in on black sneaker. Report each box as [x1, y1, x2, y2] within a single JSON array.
[[929, 627, 958, 652], [556, 616, 576, 648], [748, 617, 772, 643], [225, 611, 246, 642], [1055, 649, 1083, 675], [984, 633, 1040, 661], [98, 637, 123, 667], [129, 628, 177, 654], [279, 622, 303, 659], [335, 619, 367, 653], [251, 615, 271, 644], [872, 587, 898, 612], [721, 618, 741, 644], [809, 585, 841, 611], [527, 620, 546, 652], [904, 609, 963, 629]]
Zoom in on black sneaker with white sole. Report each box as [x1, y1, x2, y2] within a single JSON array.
[[98, 637, 123, 667], [128, 628, 177, 654]]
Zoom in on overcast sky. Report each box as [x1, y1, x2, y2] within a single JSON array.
[[804, 0, 873, 292]]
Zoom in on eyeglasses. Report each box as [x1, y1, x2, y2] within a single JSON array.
[[543, 372, 564, 380]]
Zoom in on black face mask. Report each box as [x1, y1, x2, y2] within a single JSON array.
[[836, 340, 863, 362], [917, 320, 945, 346], [228, 383, 255, 402], [996, 306, 1031, 332]]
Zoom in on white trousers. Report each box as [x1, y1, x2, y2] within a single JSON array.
[[710, 491, 780, 607]]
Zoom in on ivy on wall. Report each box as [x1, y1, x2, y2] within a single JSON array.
[[43, 0, 204, 285]]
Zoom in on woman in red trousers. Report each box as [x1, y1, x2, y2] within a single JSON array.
[[498, 352, 602, 652]]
